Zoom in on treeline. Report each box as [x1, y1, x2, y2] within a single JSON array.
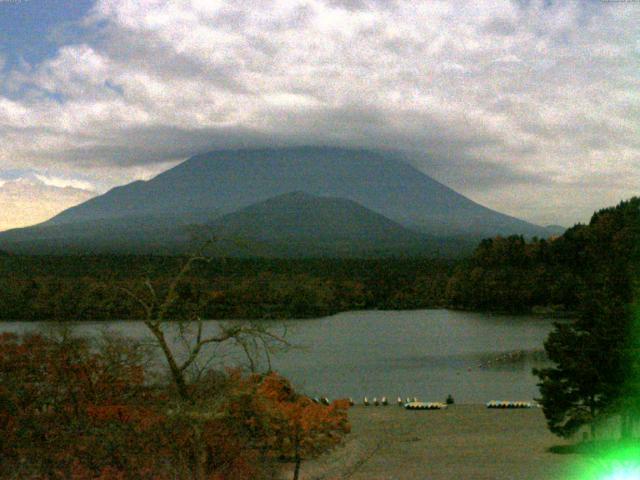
[[3, 198, 638, 320], [447, 198, 640, 314], [445, 234, 583, 313], [0, 256, 453, 320]]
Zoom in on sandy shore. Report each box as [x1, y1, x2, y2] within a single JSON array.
[[300, 404, 580, 480]]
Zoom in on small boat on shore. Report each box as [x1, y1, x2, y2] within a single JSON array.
[[486, 401, 534, 409], [404, 401, 447, 410]]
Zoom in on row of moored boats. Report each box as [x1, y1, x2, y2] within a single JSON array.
[[312, 396, 538, 410]]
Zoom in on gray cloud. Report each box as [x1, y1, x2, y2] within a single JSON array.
[[483, 17, 517, 36], [0, 0, 638, 227]]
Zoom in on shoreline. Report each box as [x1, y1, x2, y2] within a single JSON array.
[[0, 306, 570, 323]]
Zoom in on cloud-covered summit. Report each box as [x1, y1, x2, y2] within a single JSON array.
[[0, 0, 638, 228]]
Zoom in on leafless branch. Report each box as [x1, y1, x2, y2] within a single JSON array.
[[117, 236, 291, 402]]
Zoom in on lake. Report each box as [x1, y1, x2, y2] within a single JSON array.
[[0, 309, 556, 404]]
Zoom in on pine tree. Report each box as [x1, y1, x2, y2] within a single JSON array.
[[535, 198, 640, 439]]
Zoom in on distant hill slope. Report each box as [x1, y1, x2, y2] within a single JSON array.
[[209, 191, 431, 256], [0, 215, 189, 255], [212, 191, 422, 243], [0, 147, 557, 255]]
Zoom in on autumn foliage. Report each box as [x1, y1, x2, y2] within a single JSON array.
[[0, 332, 164, 479], [256, 374, 351, 479], [215, 372, 351, 480], [0, 333, 350, 479]]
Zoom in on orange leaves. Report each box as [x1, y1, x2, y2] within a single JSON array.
[[257, 371, 296, 403], [0, 335, 350, 480], [0, 333, 165, 479], [252, 372, 351, 461], [234, 372, 352, 480], [199, 371, 351, 480]]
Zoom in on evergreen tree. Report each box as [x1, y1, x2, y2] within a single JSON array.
[[535, 198, 640, 439], [534, 294, 629, 438]]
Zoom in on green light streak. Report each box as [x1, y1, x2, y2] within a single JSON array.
[[571, 443, 640, 480], [565, 302, 640, 480]]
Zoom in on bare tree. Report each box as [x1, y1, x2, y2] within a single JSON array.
[[119, 241, 288, 402]]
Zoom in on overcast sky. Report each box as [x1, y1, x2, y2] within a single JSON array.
[[0, 0, 638, 230]]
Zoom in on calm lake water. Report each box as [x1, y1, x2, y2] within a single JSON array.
[[0, 309, 556, 404]]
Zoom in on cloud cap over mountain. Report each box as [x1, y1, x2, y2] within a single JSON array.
[[0, 0, 638, 228]]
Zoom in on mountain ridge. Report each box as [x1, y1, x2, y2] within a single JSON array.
[[43, 146, 550, 236], [0, 147, 561, 256]]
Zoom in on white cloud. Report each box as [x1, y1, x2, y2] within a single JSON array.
[[34, 174, 96, 191], [0, 0, 638, 227]]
